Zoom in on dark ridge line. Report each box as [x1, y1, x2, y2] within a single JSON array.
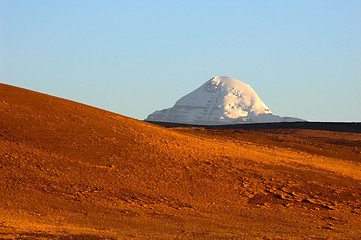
[[145, 121, 361, 134]]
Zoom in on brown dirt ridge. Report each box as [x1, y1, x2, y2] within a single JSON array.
[[1, 83, 361, 239]]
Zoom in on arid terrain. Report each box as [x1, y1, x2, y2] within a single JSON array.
[[1, 83, 361, 239]]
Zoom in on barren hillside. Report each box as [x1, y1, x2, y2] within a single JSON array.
[[1, 83, 360, 239]]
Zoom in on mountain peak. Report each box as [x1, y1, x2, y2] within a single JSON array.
[[209, 76, 247, 88], [210, 75, 240, 83], [146, 77, 305, 125]]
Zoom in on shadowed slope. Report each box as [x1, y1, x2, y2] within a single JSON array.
[[1, 83, 360, 239]]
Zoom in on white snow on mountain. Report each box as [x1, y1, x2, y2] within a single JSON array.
[[146, 76, 305, 125]]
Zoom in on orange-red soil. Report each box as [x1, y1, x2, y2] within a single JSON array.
[[1, 83, 360, 239]]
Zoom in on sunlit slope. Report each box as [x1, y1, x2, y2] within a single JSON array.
[[0, 83, 360, 239]]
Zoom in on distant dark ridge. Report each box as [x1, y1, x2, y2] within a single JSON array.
[[145, 121, 361, 133]]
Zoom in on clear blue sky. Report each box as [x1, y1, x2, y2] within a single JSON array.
[[1, 0, 360, 122]]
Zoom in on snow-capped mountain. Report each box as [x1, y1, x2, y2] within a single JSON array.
[[146, 76, 305, 125]]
